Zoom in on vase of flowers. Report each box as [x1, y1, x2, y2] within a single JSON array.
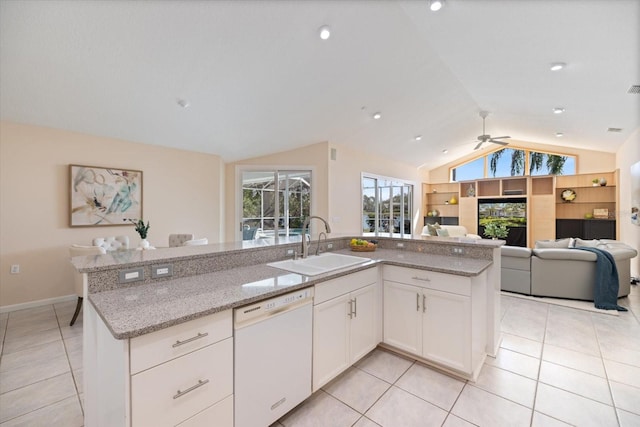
[[125, 218, 150, 249], [483, 222, 509, 240]]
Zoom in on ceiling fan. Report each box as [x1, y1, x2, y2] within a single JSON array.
[[473, 111, 510, 150]]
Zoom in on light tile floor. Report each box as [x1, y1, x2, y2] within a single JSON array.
[[1, 288, 639, 426]]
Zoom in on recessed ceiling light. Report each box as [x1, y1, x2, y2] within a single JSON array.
[[555, 132, 564, 137], [430, 0, 444, 11], [176, 99, 190, 108], [442, 149, 449, 154], [550, 62, 566, 71], [553, 107, 565, 114], [415, 135, 422, 141], [373, 112, 382, 120], [318, 25, 331, 40]]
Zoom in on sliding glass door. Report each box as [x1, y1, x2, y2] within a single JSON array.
[[241, 170, 311, 241]]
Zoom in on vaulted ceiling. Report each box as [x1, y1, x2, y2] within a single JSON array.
[[1, 0, 638, 170]]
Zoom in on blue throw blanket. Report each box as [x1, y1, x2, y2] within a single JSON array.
[[574, 247, 628, 311]]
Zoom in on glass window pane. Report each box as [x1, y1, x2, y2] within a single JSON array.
[[529, 152, 576, 176], [487, 148, 526, 177], [452, 157, 484, 181]]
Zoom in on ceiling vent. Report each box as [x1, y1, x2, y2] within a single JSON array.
[[628, 85, 640, 94], [607, 128, 623, 133]]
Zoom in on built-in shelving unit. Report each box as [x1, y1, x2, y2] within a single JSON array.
[[423, 170, 619, 247], [423, 183, 459, 225]]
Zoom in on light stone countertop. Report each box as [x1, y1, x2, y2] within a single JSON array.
[[89, 248, 493, 340]]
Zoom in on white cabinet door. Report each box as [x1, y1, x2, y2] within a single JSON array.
[[422, 289, 471, 373], [383, 281, 422, 355], [349, 283, 377, 363], [313, 293, 351, 391]]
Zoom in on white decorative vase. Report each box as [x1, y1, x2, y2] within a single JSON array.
[[139, 238, 150, 250]]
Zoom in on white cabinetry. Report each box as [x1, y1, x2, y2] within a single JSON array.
[[85, 306, 233, 427], [313, 268, 380, 391], [383, 265, 486, 380]]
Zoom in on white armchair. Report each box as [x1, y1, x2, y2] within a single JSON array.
[[183, 238, 208, 246], [169, 233, 195, 247], [421, 224, 481, 239], [92, 235, 129, 251], [68, 244, 107, 326]]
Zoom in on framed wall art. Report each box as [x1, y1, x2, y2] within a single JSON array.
[[69, 164, 142, 227]]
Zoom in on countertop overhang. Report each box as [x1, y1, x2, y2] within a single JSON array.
[[88, 248, 495, 340]]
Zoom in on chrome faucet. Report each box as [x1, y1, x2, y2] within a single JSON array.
[[301, 216, 331, 258]]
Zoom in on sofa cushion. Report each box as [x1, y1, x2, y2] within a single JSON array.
[[426, 223, 441, 236], [502, 246, 532, 271], [436, 228, 450, 237], [535, 238, 571, 249], [574, 238, 599, 248], [533, 248, 597, 261]]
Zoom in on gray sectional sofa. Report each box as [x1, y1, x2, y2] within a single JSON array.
[[501, 238, 637, 300]]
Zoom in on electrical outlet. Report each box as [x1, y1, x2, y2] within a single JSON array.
[[396, 242, 404, 248], [286, 249, 295, 256], [327, 243, 333, 249], [451, 247, 464, 255], [152, 264, 173, 278], [119, 267, 144, 283], [10, 264, 20, 274]]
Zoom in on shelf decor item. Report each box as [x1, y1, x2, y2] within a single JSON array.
[[599, 178, 607, 186], [561, 189, 577, 202], [69, 164, 142, 227], [449, 196, 458, 205], [466, 184, 476, 197], [592, 178, 599, 187], [593, 209, 608, 219]]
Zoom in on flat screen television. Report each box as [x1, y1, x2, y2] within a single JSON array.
[[478, 197, 527, 247]]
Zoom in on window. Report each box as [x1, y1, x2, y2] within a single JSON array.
[[451, 148, 576, 181], [362, 175, 413, 238], [241, 170, 311, 241]]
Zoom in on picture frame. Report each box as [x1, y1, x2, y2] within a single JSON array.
[[69, 164, 143, 227]]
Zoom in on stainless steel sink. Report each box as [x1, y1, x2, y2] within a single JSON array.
[[267, 253, 370, 276]]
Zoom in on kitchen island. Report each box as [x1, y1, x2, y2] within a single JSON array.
[[73, 236, 503, 427]]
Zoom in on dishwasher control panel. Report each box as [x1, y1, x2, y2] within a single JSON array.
[[234, 288, 314, 326]]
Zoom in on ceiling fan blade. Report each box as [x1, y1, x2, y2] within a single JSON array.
[[474, 141, 485, 150], [490, 140, 510, 146], [490, 136, 511, 140]]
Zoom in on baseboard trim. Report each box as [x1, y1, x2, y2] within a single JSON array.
[[0, 294, 77, 314]]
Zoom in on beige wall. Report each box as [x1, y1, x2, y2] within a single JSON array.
[[224, 142, 330, 241], [0, 121, 224, 308], [328, 143, 422, 236], [424, 139, 617, 183], [616, 129, 640, 278], [224, 141, 422, 239]]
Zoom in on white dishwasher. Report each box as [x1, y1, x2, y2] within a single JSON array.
[[234, 287, 314, 427]]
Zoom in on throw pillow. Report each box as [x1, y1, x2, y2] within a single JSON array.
[[426, 223, 441, 236], [436, 228, 450, 237], [535, 238, 571, 249], [574, 238, 600, 248]]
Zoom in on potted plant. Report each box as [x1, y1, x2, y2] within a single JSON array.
[[125, 218, 151, 249], [483, 222, 509, 240], [592, 178, 599, 187]]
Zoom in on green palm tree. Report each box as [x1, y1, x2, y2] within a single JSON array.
[[489, 148, 525, 177], [546, 154, 567, 175]]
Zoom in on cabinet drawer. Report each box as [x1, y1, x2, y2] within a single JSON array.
[[130, 310, 232, 374], [314, 267, 378, 304], [131, 337, 233, 427], [177, 394, 233, 427], [383, 265, 471, 296]]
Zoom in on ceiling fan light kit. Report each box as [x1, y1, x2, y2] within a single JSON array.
[[473, 111, 511, 150]]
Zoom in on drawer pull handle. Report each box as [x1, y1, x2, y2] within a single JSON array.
[[172, 332, 208, 348], [423, 295, 426, 313], [412, 276, 431, 282], [353, 297, 357, 318], [173, 379, 209, 399], [348, 299, 354, 319], [416, 293, 420, 311]]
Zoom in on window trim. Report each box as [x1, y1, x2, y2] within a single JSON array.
[[361, 172, 417, 239]]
